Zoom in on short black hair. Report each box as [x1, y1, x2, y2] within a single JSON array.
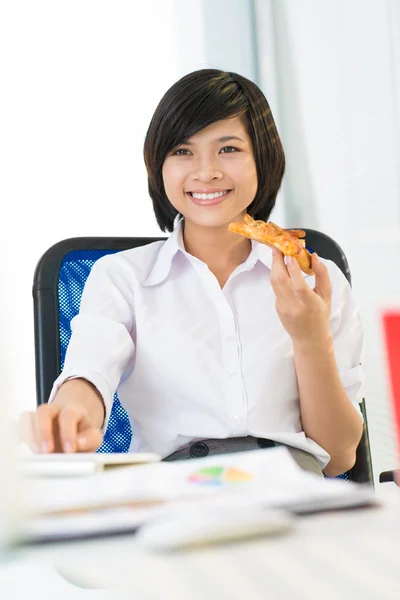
[[144, 69, 285, 232]]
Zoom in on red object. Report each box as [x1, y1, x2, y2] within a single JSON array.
[[382, 311, 400, 455]]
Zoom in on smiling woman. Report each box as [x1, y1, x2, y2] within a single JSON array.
[[22, 69, 364, 480], [162, 116, 258, 230], [144, 69, 285, 232]]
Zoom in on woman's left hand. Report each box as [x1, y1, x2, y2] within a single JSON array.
[[270, 249, 332, 345]]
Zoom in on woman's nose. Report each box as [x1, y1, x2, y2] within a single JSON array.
[[192, 155, 223, 182]]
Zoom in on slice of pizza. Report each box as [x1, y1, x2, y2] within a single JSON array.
[[228, 214, 314, 275]]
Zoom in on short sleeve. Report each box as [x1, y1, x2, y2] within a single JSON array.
[[48, 254, 136, 432]]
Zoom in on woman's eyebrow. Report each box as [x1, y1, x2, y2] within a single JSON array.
[[217, 135, 246, 143], [182, 135, 246, 146]]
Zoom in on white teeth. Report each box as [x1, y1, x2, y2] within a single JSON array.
[[191, 191, 227, 200]]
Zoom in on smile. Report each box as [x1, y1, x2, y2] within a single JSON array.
[[187, 190, 231, 206]]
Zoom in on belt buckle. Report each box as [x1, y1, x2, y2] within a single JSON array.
[[257, 438, 275, 449], [189, 442, 209, 458]]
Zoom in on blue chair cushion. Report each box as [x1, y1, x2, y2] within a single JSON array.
[[58, 249, 132, 453]]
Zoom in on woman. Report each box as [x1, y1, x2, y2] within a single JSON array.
[[22, 69, 364, 477]]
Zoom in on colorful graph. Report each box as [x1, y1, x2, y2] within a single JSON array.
[[188, 466, 253, 486]]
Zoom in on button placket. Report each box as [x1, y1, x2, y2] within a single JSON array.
[[191, 263, 247, 433], [219, 295, 247, 434]]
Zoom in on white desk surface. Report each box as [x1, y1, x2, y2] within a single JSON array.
[[5, 496, 400, 600]]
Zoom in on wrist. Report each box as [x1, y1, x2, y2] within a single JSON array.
[[292, 332, 334, 354], [54, 378, 105, 427]]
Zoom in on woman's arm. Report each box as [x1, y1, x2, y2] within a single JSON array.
[[293, 335, 363, 477], [21, 254, 136, 454], [50, 255, 136, 432], [270, 250, 363, 477]]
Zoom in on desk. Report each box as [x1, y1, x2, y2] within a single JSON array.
[[8, 499, 400, 600]]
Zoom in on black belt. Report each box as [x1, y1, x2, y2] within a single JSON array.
[[163, 436, 276, 461]]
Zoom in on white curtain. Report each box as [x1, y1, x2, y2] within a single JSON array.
[[254, 0, 400, 491]]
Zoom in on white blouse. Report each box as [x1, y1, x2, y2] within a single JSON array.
[[49, 221, 364, 468]]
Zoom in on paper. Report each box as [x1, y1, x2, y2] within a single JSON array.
[[22, 447, 378, 543], [21, 460, 101, 477], [20, 451, 160, 477]]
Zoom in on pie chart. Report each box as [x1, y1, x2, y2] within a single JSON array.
[[188, 466, 253, 485]]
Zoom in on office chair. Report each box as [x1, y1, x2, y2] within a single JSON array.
[[32, 230, 374, 483]]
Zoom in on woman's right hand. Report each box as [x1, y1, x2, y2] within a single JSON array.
[[19, 379, 105, 453]]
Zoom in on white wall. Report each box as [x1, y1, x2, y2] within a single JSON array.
[[0, 1, 179, 416], [255, 0, 400, 492], [0, 0, 264, 418]]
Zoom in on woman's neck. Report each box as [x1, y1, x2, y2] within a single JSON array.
[[182, 220, 251, 284]]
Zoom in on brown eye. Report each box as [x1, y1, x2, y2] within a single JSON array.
[[220, 146, 239, 153], [173, 148, 191, 156]]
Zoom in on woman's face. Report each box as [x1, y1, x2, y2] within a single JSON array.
[[162, 116, 258, 229]]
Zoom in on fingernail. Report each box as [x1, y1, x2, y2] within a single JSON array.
[[41, 441, 49, 453], [63, 441, 73, 453], [286, 256, 294, 265]]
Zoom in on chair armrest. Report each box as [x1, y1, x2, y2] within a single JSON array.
[[379, 469, 399, 485]]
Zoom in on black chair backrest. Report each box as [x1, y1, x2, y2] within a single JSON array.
[[33, 230, 373, 483]]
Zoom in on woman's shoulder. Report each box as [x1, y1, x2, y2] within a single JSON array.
[[319, 256, 348, 284], [317, 256, 357, 316], [90, 240, 167, 284], [318, 256, 350, 287]]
